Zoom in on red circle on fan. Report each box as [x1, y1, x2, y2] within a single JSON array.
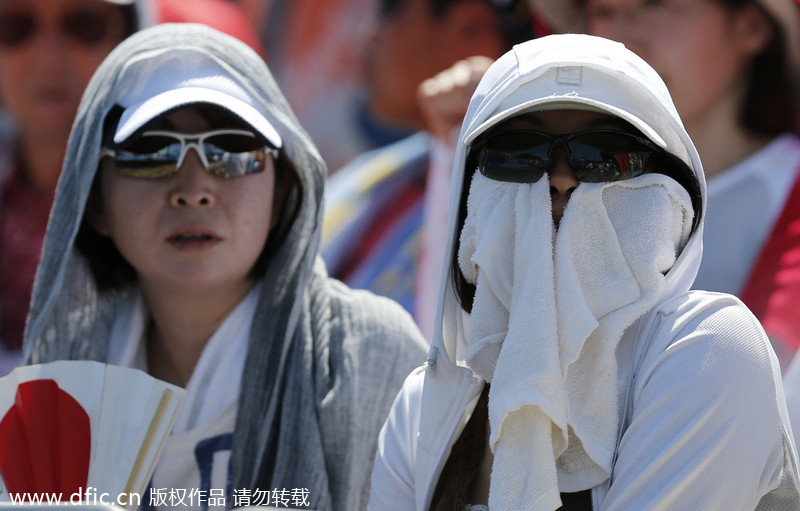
[[0, 379, 91, 495]]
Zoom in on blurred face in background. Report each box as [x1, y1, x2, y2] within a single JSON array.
[[0, 0, 130, 144], [366, 0, 506, 130], [580, 0, 771, 128], [368, 0, 452, 130]]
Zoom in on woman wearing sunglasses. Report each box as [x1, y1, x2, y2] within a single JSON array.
[[23, 23, 426, 510], [0, 0, 144, 376], [368, 34, 798, 511]]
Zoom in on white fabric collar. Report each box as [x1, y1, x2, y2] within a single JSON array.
[[108, 282, 261, 434], [707, 134, 800, 221]]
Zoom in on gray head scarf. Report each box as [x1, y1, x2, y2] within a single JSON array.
[[24, 24, 426, 511]]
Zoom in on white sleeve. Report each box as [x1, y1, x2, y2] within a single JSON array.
[[368, 368, 425, 511], [782, 352, 800, 446], [603, 299, 799, 510]]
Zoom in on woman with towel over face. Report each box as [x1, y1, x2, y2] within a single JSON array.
[[368, 34, 800, 511]]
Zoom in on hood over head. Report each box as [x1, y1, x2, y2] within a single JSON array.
[[434, 33, 706, 364]]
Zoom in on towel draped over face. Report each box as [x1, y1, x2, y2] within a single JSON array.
[[459, 171, 693, 510]]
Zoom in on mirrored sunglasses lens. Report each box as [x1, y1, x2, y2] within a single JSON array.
[[479, 148, 549, 183], [63, 10, 109, 45], [206, 148, 268, 179], [112, 139, 182, 179], [569, 133, 653, 182], [478, 132, 550, 183], [0, 14, 35, 47]]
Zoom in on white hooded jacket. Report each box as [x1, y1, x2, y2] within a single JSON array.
[[368, 34, 800, 511]]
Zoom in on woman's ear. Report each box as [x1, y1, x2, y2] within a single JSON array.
[[733, 4, 774, 57]]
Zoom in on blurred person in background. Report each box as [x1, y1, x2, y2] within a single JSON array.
[[531, 0, 800, 372], [0, 0, 264, 376], [322, 0, 537, 340], [249, 0, 396, 172], [156, 0, 264, 59], [0, 0, 145, 375]]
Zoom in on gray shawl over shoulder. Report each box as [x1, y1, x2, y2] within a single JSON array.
[[23, 24, 427, 511]]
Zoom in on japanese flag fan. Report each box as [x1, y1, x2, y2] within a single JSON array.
[[0, 360, 184, 510]]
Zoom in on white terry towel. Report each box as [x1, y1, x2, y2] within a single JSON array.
[[458, 172, 693, 510]]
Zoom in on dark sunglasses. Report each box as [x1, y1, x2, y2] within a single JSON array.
[[100, 129, 279, 180], [0, 9, 122, 48], [472, 129, 662, 183]]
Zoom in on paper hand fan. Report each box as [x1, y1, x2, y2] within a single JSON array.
[[0, 361, 185, 511]]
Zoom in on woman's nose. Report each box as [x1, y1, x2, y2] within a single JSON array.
[[548, 148, 579, 227], [168, 150, 216, 208]]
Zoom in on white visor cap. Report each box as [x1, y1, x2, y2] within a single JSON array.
[[111, 47, 282, 148]]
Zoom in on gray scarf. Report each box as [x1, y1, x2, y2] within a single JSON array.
[[24, 24, 426, 511]]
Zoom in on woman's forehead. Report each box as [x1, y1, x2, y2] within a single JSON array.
[[496, 109, 636, 135]]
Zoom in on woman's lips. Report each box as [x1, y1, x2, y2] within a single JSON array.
[[166, 230, 221, 251]]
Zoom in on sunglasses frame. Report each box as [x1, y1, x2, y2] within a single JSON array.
[[99, 129, 279, 180], [472, 128, 662, 184]]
